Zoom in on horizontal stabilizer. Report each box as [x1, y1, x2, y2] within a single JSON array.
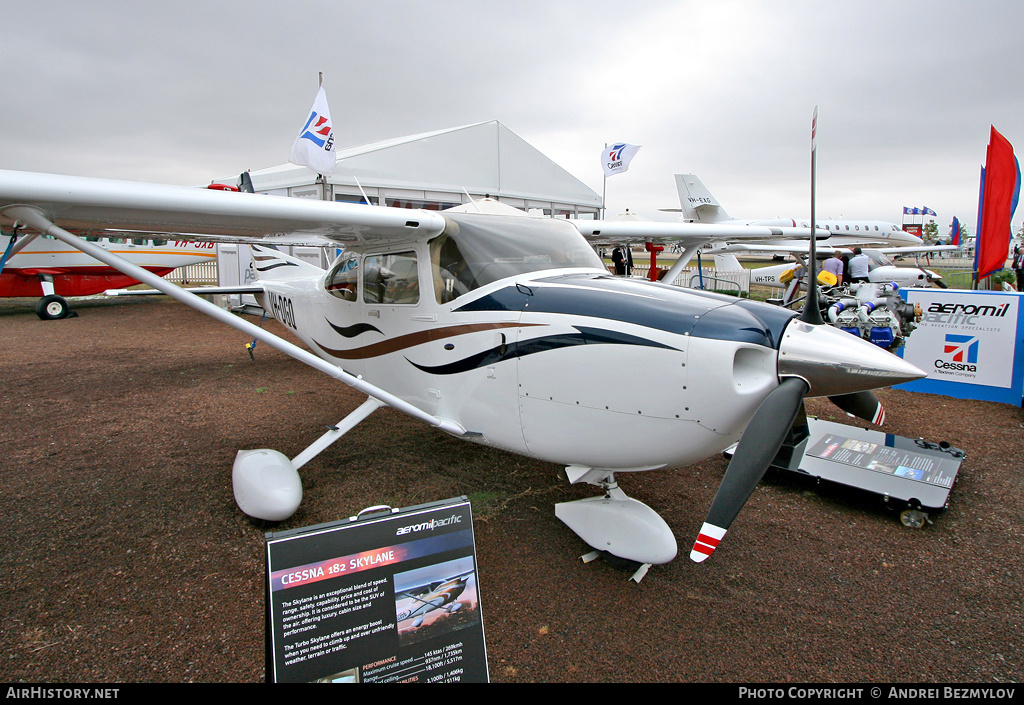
[[105, 284, 266, 297]]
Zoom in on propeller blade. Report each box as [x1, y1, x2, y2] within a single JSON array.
[[800, 106, 824, 326], [828, 390, 885, 425], [690, 376, 809, 563]]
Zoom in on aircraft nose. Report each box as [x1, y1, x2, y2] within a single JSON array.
[[776, 319, 925, 397]]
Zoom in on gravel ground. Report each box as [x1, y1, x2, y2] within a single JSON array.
[[1, 295, 1021, 683]]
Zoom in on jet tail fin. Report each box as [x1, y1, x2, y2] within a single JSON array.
[[675, 174, 731, 223]]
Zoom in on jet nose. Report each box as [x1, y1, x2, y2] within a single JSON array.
[[776, 319, 926, 397]]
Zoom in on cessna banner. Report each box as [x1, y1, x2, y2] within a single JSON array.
[[0, 168, 924, 577]]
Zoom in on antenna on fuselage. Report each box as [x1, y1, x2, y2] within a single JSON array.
[[354, 177, 374, 206], [462, 187, 483, 213]]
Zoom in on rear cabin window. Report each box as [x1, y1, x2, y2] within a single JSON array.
[[325, 254, 359, 301]]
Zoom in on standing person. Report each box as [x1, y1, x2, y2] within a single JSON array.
[[612, 246, 626, 275], [848, 247, 871, 283], [823, 250, 845, 286], [624, 246, 634, 276], [1013, 244, 1024, 292]]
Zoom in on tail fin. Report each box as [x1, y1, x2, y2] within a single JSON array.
[[675, 174, 731, 223], [249, 244, 326, 281]]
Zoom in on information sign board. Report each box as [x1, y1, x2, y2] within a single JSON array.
[[896, 289, 1023, 405], [265, 497, 488, 683], [789, 418, 962, 510]]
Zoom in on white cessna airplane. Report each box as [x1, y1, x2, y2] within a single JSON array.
[[670, 173, 923, 249], [0, 231, 217, 319], [0, 167, 924, 579]]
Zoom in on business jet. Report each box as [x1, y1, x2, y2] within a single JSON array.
[[0, 231, 217, 319], [0, 167, 924, 579], [670, 173, 922, 248]]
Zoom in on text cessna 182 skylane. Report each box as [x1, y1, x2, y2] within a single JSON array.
[[0, 168, 925, 578]]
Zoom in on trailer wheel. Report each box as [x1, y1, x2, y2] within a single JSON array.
[[900, 509, 928, 529]]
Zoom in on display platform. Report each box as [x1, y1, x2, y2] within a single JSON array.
[[726, 418, 964, 527]]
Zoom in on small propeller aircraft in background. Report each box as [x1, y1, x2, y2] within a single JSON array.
[[709, 244, 956, 293], [0, 127, 925, 580], [395, 569, 475, 629], [0, 232, 217, 319]]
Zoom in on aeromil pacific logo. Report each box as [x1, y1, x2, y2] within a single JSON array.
[[935, 334, 979, 373], [395, 513, 462, 536]]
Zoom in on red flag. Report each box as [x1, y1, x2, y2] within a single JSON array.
[[975, 126, 1020, 280]]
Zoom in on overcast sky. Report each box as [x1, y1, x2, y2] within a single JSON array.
[[3, 0, 1022, 234]]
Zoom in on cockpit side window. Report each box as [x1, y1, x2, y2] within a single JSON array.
[[363, 251, 419, 305], [325, 253, 359, 301], [430, 234, 474, 304]]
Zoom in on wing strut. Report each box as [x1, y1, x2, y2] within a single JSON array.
[[4, 205, 467, 438]]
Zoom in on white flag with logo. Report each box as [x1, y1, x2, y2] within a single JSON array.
[[602, 143, 641, 177], [289, 86, 336, 176]]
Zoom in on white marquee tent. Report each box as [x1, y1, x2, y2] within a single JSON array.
[[222, 120, 602, 218]]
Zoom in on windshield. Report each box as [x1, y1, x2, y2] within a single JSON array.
[[429, 213, 603, 303]]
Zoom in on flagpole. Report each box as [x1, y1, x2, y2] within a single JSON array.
[[601, 143, 608, 220]]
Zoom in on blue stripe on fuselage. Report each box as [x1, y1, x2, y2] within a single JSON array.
[[406, 325, 677, 376], [454, 273, 794, 349]]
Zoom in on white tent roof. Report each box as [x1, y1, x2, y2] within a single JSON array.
[[239, 120, 601, 209]]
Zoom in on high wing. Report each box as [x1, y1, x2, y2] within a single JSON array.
[[573, 219, 816, 249], [704, 239, 938, 256], [1, 169, 822, 254], [703, 242, 951, 258], [0, 169, 447, 247], [867, 245, 959, 256]]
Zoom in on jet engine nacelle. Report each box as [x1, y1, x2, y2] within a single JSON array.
[[868, 265, 929, 288]]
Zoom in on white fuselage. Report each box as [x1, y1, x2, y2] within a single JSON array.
[[249, 217, 794, 474]]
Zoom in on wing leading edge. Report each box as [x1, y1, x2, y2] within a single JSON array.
[[0, 169, 447, 248]]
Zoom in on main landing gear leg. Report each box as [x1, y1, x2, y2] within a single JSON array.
[[232, 397, 386, 521], [555, 469, 678, 582]]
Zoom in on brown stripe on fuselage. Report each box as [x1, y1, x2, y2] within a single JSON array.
[[313, 322, 544, 360]]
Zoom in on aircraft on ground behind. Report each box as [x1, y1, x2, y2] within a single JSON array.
[[0, 233, 217, 318], [713, 245, 954, 292], [671, 173, 922, 248], [0, 167, 924, 581]]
